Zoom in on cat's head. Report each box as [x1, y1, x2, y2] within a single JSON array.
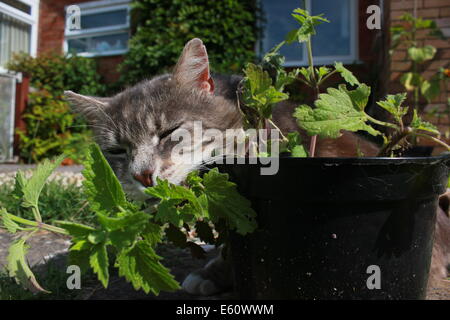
[[65, 38, 242, 200]]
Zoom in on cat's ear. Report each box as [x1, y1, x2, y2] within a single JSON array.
[[173, 38, 215, 94], [64, 91, 109, 122]]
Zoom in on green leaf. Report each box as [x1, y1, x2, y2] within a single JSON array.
[[7, 238, 49, 293], [408, 46, 436, 63], [376, 93, 409, 124], [334, 62, 360, 86], [287, 8, 329, 43], [55, 220, 96, 238], [68, 240, 92, 273], [89, 243, 109, 288], [281, 132, 308, 157], [243, 63, 289, 118], [291, 145, 309, 157], [340, 84, 371, 111], [141, 222, 163, 246], [1, 209, 19, 233], [400, 72, 423, 91], [117, 240, 180, 295], [421, 78, 441, 103], [294, 85, 380, 139], [12, 171, 26, 200], [202, 168, 257, 235], [82, 144, 128, 214], [410, 110, 440, 135], [21, 154, 65, 209]]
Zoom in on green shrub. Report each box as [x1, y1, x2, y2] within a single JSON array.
[[7, 52, 105, 96], [7, 53, 106, 163], [120, 0, 259, 85]]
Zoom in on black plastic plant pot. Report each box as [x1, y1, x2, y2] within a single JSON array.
[[219, 154, 450, 300]]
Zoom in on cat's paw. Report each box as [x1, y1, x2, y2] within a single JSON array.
[[182, 271, 222, 296]]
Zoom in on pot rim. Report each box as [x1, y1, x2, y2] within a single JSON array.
[[220, 153, 450, 166]]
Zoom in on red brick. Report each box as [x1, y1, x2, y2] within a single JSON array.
[[424, 0, 450, 8], [418, 8, 440, 18], [391, 0, 423, 10], [392, 50, 408, 61], [391, 61, 413, 71], [425, 39, 450, 48], [440, 7, 450, 16]]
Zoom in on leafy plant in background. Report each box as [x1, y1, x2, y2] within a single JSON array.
[[6, 53, 106, 163], [120, 0, 259, 85], [390, 12, 448, 110], [0, 144, 256, 294]]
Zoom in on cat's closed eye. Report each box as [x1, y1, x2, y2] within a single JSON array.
[[106, 147, 127, 156], [160, 126, 180, 140]]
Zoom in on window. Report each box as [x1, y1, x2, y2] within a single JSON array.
[[64, 0, 131, 57], [260, 0, 358, 66], [0, 0, 39, 69]]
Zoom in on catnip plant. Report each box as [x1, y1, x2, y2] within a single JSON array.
[[0, 145, 256, 294]]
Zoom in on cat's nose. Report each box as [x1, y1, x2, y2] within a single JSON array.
[[133, 170, 153, 187]]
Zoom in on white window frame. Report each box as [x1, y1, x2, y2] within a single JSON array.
[[0, 0, 40, 72], [262, 0, 359, 67], [64, 0, 131, 58]]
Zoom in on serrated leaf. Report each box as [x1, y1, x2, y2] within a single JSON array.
[[408, 46, 436, 63], [340, 83, 371, 111], [334, 62, 360, 86], [202, 168, 257, 235], [89, 243, 109, 288], [68, 240, 93, 273], [21, 154, 65, 209], [1, 209, 19, 233], [376, 93, 409, 124], [55, 220, 96, 238], [243, 63, 289, 118], [117, 240, 180, 295], [82, 144, 128, 214], [291, 145, 308, 157], [294, 85, 380, 139], [96, 211, 149, 250], [142, 222, 163, 246], [7, 238, 49, 293], [12, 171, 26, 200], [410, 110, 440, 135], [288, 8, 329, 43]]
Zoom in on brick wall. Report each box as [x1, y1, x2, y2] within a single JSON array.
[[37, 0, 123, 83], [389, 0, 450, 152]]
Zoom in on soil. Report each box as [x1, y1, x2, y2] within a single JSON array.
[[0, 229, 448, 300]]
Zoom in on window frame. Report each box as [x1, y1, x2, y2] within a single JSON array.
[[64, 0, 131, 58], [261, 0, 359, 67], [0, 0, 39, 71]]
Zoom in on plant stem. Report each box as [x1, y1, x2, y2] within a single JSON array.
[[31, 206, 42, 223], [267, 119, 288, 141], [413, 133, 450, 151], [377, 128, 411, 156], [306, 34, 319, 157], [3, 213, 68, 235], [366, 114, 400, 130], [318, 69, 338, 86]]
